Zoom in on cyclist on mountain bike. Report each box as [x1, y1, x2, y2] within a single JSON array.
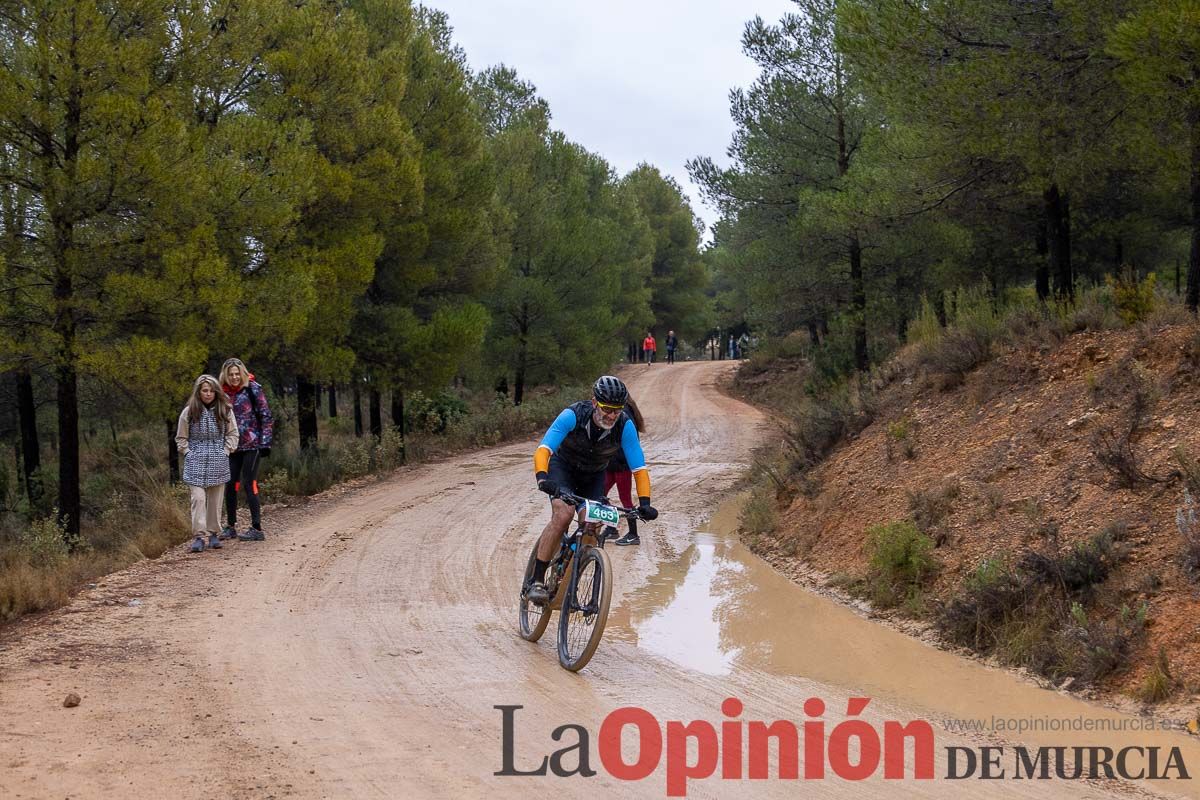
[[526, 375, 657, 605]]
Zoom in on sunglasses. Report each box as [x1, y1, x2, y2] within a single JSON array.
[[594, 400, 625, 413]]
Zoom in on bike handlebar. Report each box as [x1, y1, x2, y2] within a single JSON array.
[[553, 489, 643, 520]]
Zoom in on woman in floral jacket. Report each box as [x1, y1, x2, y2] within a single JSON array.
[[219, 358, 274, 541]]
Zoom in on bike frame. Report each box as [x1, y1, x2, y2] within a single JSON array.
[[547, 490, 637, 612]]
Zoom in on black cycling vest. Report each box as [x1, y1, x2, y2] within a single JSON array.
[[554, 400, 628, 474]]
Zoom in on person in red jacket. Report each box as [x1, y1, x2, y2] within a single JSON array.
[[642, 331, 657, 364]]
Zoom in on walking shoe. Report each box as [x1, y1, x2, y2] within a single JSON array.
[[601, 525, 619, 541], [190, 536, 205, 553], [207, 533, 223, 550], [218, 526, 237, 541], [237, 527, 265, 542], [615, 532, 640, 546], [526, 581, 550, 606]]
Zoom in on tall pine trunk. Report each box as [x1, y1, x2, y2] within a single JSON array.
[[849, 235, 867, 372], [15, 367, 42, 510], [328, 382, 338, 418], [1045, 183, 1074, 302], [513, 335, 528, 407], [52, 258, 80, 538], [390, 389, 406, 464], [47, 28, 83, 540], [353, 386, 363, 437], [1187, 105, 1200, 313], [514, 303, 529, 406], [55, 359, 80, 538], [297, 376, 318, 450], [1035, 219, 1050, 301], [369, 388, 382, 438], [835, 83, 867, 373], [166, 419, 179, 485]]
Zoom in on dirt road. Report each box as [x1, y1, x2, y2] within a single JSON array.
[[2, 362, 1196, 799]]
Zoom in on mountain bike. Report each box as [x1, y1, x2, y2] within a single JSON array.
[[517, 489, 644, 672]]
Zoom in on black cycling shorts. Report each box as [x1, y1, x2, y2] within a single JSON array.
[[547, 454, 606, 502]]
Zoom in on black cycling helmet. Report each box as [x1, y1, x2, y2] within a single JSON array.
[[593, 375, 628, 406]]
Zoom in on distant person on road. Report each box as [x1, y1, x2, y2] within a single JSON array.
[[665, 330, 678, 364], [525, 376, 657, 605], [643, 331, 657, 364], [602, 396, 647, 546], [220, 358, 274, 542], [176, 375, 239, 553]]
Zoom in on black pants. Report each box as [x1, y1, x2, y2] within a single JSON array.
[[666, 348, 676, 364], [547, 455, 606, 502], [225, 450, 262, 529]]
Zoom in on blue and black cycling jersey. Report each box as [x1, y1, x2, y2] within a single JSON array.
[[537, 400, 646, 474]]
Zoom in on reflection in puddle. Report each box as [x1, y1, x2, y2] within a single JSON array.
[[629, 537, 742, 676]]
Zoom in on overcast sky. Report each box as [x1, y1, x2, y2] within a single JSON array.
[[422, 0, 798, 239]]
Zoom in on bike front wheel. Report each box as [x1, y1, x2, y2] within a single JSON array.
[[557, 546, 612, 672], [518, 541, 552, 642]]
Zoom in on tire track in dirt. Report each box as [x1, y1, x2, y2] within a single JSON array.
[[0, 362, 1177, 799]]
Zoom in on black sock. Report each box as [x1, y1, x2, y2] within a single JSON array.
[[627, 518, 638, 538], [532, 558, 549, 583]]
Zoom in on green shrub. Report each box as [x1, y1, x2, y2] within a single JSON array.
[[808, 315, 864, 388], [936, 528, 1139, 687], [1017, 525, 1120, 597], [1107, 269, 1156, 326], [260, 448, 343, 501], [915, 326, 993, 388], [407, 390, 469, 434], [886, 418, 916, 461], [1061, 283, 1121, 332], [21, 512, 70, 568], [739, 484, 779, 539], [781, 377, 875, 478], [1054, 601, 1148, 686], [738, 331, 811, 378], [1137, 647, 1176, 703], [863, 520, 938, 608], [939, 557, 1029, 649], [906, 295, 943, 346]]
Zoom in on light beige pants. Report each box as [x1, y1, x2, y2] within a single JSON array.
[[189, 485, 224, 536]]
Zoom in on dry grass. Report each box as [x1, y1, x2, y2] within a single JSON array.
[[935, 527, 1145, 687], [1137, 648, 1177, 703], [0, 456, 189, 622], [1, 382, 579, 625]]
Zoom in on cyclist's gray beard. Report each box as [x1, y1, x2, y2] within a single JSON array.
[[592, 410, 616, 430]]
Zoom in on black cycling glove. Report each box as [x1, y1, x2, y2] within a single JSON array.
[[637, 498, 658, 521], [536, 473, 558, 496]]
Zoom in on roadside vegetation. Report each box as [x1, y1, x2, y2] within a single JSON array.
[[0, 382, 588, 621], [0, 1, 713, 623], [732, 284, 1200, 699]]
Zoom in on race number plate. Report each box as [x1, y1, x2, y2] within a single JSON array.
[[584, 500, 619, 525]]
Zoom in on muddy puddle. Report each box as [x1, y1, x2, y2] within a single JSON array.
[[607, 493, 1200, 786]]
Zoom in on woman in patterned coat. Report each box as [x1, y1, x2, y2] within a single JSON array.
[[175, 375, 239, 553], [219, 357, 274, 541]]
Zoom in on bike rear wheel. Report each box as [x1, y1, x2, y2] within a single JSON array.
[[557, 546, 612, 672], [518, 541, 552, 642]]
